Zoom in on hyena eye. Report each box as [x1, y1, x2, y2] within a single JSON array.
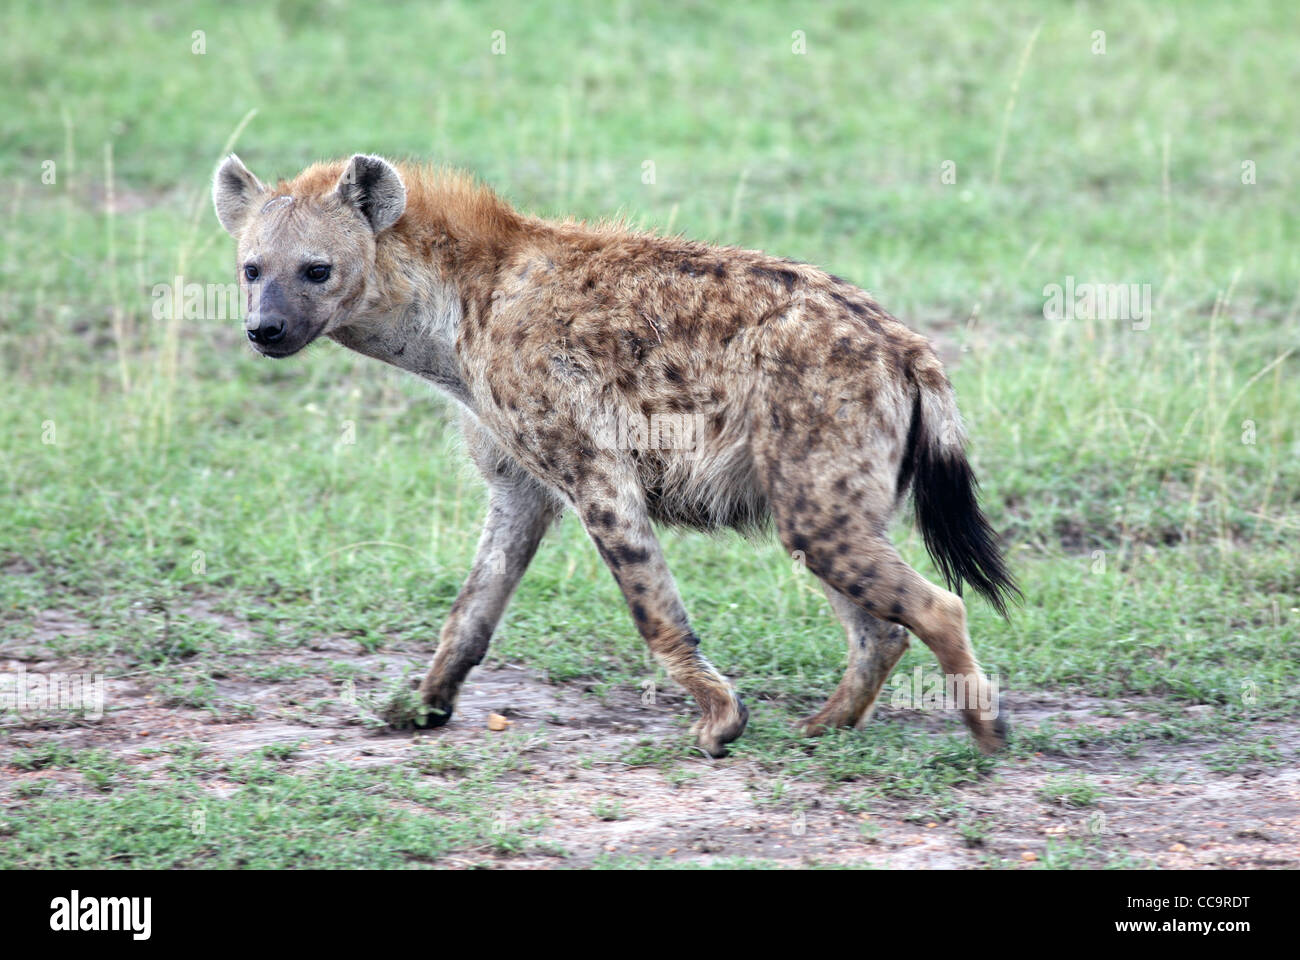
[[243, 264, 259, 281], [304, 264, 331, 283]]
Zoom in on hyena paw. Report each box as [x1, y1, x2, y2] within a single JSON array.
[[692, 695, 749, 758], [797, 702, 860, 738], [966, 696, 1010, 755], [415, 688, 456, 729], [796, 715, 832, 738]]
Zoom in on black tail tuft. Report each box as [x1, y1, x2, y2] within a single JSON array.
[[910, 417, 1021, 618]]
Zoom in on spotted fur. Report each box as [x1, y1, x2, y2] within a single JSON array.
[[214, 153, 1019, 757]]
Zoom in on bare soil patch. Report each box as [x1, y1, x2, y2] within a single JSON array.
[[2, 613, 1297, 869]]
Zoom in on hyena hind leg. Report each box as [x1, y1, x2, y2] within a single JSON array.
[[574, 462, 748, 757], [786, 520, 1006, 754], [799, 582, 910, 736]]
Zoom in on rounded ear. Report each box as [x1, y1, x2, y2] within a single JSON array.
[[334, 154, 406, 233], [213, 154, 266, 236]]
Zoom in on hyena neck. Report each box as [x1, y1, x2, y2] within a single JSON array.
[[329, 266, 472, 407], [329, 167, 531, 413]]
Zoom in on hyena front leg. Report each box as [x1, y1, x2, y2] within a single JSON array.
[[418, 470, 559, 726], [799, 583, 910, 736], [575, 469, 748, 757]]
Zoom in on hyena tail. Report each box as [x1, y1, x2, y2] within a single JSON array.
[[903, 377, 1022, 618]]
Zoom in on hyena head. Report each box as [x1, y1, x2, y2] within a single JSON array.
[[212, 153, 406, 357]]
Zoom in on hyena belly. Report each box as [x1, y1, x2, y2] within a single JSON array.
[[636, 428, 769, 535], [469, 362, 769, 536]]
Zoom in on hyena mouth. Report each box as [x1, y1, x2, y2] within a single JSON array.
[[254, 318, 330, 358]]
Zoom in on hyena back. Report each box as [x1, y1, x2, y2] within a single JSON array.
[[213, 153, 1020, 757]]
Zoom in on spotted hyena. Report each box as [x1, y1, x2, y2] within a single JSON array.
[[213, 153, 1020, 757]]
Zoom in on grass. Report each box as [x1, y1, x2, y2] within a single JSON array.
[[4, 737, 556, 868], [1, 0, 1297, 868]]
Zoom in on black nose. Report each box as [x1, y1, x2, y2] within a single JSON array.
[[247, 317, 286, 344]]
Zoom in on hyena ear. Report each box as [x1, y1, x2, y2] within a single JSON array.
[[213, 154, 266, 236], [334, 154, 406, 233]]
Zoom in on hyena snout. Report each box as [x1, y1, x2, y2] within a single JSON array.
[[245, 314, 286, 345], [243, 308, 325, 358], [243, 275, 339, 357]]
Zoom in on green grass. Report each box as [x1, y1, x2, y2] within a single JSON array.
[[1038, 775, 1103, 809], [2, 737, 556, 868], [1, 0, 1297, 868]]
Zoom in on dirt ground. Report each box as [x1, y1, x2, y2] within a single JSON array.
[[3, 606, 1298, 870]]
